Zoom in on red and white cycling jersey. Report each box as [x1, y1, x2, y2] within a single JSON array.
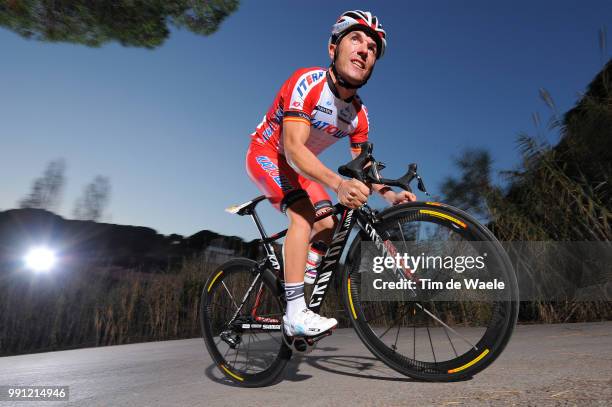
[[251, 67, 369, 156]]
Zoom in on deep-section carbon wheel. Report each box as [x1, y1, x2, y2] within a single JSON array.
[[200, 258, 291, 387], [343, 202, 518, 381]]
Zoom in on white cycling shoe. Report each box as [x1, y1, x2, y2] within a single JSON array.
[[283, 309, 338, 337]]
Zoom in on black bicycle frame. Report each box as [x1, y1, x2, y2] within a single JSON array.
[[224, 198, 475, 354], [247, 201, 408, 315], [307, 206, 356, 310]]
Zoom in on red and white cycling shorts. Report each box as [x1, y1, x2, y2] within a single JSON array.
[[246, 143, 332, 214]]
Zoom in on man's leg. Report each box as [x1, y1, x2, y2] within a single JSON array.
[[303, 185, 338, 283], [304, 182, 337, 242], [303, 208, 337, 283], [311, 209, 337, 244], [283, 197, 338, 336], [284, 197, 315, 284], [245, 147, 337, 336]]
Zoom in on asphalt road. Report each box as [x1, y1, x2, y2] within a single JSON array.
[[1, 322, 610, 406]]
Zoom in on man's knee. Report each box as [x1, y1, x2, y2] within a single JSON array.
[[314, 212, 337, 232], [313, 200, 336, 232], [286, 198, 316, 231]]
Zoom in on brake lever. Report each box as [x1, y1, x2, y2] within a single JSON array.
[[367, 161, 384, 183], [416, 174, 430, 196], [338, 142, 373, 183]]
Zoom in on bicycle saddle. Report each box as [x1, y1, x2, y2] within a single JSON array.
[[225, 195, 267, 216]]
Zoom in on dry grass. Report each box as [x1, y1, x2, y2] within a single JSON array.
[[0, 256, 211, 356]]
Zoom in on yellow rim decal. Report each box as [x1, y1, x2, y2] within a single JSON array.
[[347, 278, 357, 319], [207, 271, 224, 292], [447, 349, 489, 373], [419, 209, 467, 229], [425, 201, 442, 206], [220, 364, 244, 381]]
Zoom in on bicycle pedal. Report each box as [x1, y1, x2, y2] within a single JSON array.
[[283, 333, 315, 354], [307, 329, 333, 344], [282, 326, 335, 354]]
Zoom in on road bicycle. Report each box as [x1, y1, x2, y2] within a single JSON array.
[[200, 143, 518, 387]]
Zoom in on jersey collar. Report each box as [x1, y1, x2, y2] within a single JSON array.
[[326, 69, 355, 103]]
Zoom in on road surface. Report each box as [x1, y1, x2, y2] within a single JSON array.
[[1, 322, 610, 406]]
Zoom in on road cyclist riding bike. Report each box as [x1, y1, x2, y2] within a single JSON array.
[[200, 10, 518, 387], [246, 10, 414, 338]]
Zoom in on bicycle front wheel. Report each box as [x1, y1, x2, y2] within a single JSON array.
[[200, 258, 291, 387], [343, 202, 518, 381]]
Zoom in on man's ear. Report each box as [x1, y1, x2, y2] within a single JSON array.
[[328, 43, 336, 62]]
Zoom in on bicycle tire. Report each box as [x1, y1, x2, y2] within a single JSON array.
[[200, 258, 291, 387], [342, 201, 518, 381]]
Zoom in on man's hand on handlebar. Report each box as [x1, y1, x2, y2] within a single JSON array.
[[336, 179, 370, 209], [337, 142, 425, 207], [381, 189, 417, 206]]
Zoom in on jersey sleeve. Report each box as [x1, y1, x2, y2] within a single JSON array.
[[350, 100, 370, 156], [281, 68, 326, 127]]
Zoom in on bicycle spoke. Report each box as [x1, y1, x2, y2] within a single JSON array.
[[392, 320, 401, 353], [210, 302, 235, 313], [443, 325, 458, 357], [202, 262, 292, 385], [250, 331, 262, 343], [250, 329, 281, 346], [413, 317, 416, 360], [363, 305, 394, 324], [222, 281, 239, 310], [397, 220, 411, 254], [378, 305, 409, 339], [415, 302, 478, 350], [232, 338, 241, 367], [229, 273, 262, 322], [265, 331, 281, 345], [340, 208, 517, 380], [244, 333, 251, 372], [426, 319, 437, 364]]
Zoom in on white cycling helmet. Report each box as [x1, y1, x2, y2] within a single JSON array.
[[329, 10, 387, 59]]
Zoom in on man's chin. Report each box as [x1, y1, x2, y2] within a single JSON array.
[[339, 71, 369, 87]]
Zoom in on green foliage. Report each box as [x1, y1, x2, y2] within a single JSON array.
[[442, 59, 612, 242], [441, 60, 612, 323], [440, 149, 493, 220], [0, 0, 239, 48], [493, 61, 611, 242]]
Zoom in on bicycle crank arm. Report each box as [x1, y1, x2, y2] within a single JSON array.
[[283, 328, 335, 354], [303, 329, 333, 346]]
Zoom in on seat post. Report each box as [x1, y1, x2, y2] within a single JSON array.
[[249, 208, 269, 240]]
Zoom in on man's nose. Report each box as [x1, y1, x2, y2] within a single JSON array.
[[356, 43, 368, 59]]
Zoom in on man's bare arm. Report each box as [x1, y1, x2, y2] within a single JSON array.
[[283, 120, 344, 192], [283, 120, 370, 208]]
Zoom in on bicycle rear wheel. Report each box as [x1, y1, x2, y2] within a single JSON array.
[[200, 258, 291, 387], [343, 202, 518, 381]]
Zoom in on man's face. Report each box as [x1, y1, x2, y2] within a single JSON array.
[[330, 30, 378, 85]]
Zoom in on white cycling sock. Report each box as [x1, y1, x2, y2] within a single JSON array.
[[285, 282, 306, 320]]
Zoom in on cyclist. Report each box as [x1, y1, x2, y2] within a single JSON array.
[[246, 10, 416, 337]]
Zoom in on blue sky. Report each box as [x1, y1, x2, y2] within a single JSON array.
[[1, 0, 610, 240]]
